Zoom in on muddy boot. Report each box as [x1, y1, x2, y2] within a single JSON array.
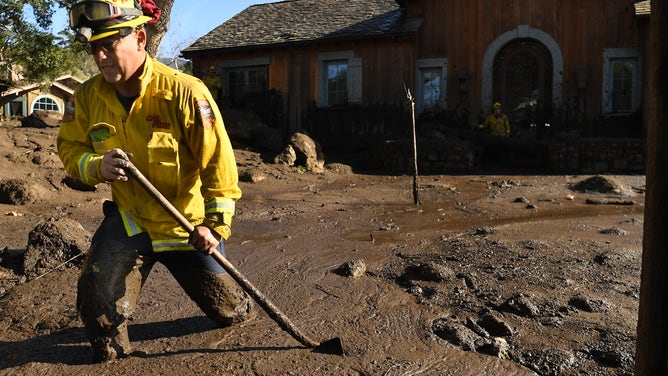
[[88, 323, 132, 363], [79, 266, 137, 362], [77, 236, 148, 362], [173, 270, 256, 326]]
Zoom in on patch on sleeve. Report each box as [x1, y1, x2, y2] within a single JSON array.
[[62, 98, 75, 122], [196, 99, 215, 129]]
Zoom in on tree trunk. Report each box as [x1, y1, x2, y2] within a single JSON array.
[[635, 1, 668, 375], [145, 0, 174, 58]]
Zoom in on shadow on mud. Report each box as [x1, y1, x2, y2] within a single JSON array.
[[0, 316, 230, 368]]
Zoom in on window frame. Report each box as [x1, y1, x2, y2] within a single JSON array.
[[218, 57, 271, 98], [227, 65, 269, 100], [416, 58, 448, 113], [31, 95, 61, 113], [317, 51, 362, 107], [602, 48, 642, 115], [325, 59, 349, 106]]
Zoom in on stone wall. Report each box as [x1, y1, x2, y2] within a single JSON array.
[[548, 137, 646, 174], [368, 137, 646, 175], [371, 139, 478, 174]]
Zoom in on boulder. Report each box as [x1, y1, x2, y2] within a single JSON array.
[[288, 132, 325, 173]]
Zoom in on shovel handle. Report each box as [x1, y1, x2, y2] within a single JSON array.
[[123, 162, 321, 349]]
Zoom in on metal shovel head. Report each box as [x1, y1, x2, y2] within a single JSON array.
[[313, 337, 344, 355]]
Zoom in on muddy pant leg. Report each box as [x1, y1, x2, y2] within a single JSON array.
[[160, 243, 255, 326], [77, 201, 153, 362]]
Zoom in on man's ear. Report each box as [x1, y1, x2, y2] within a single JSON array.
[[136, 28, 147, 51]]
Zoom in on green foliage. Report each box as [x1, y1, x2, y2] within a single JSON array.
[[294, 165, 312, 174], [1, 0, 88, 88]]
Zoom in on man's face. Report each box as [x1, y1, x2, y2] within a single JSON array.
[[493, 107, 501, 115], [90, 29, 144, 84]]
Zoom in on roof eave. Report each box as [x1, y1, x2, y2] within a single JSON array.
[[182, 31, 417, 58]]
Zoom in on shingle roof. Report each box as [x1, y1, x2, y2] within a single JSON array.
[[634, 0, 650, 16], [182, 0, 414, 54]]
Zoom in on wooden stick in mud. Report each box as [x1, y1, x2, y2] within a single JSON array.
[[405, 85, 421, 205]]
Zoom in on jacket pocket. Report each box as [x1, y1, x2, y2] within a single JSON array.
[[89, 122, 120, 154], [147, 132, 179, 198]]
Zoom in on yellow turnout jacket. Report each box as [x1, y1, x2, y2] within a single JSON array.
[[479, 114, 511, 137], [57, 57, 241, 251]]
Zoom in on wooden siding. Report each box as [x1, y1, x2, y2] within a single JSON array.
[[414, 0, 646, 121], [192, 0, 648, 135], [200, 37, 414, 133]]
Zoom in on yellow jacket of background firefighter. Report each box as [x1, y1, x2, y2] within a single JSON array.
[[478, 113, 511, 137], [57, 57, 241, 251]]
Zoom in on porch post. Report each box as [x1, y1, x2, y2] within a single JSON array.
[[635, 1, 668, 374]]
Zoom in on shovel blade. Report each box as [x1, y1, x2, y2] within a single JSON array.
[[313, 337, 344, 356]]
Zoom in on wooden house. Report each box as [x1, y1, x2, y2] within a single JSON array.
[[182, 0, 650, 173]]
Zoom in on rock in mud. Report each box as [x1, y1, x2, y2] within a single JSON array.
[[22, 217, 90, 279], [478, 313, 513, 337], [499, 293, 541, 318], [568, 294, 610, 313], [432, 316, 482, 351], [274, 144, 297, 166], [325, 163, 353, 174], [0, 178, 37, 205], [599, 227, 627, 236], [405, 262, 454, 282], [239, 170, 267, 183], [473, 227, 495, 236], [477, 337, 511, 359], [588, 348, 626, 368], [569, 175, 624, 194], [335, 259, 366, 278]]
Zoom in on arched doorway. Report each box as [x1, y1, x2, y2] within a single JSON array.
[[481, 25, 564, 135], [493, 39, 552, 136]]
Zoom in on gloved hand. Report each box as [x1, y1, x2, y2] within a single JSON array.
[[189, 225, 222, 254], [100, 148, 132, 182]]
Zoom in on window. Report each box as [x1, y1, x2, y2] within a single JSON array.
[[317, 51, 362, 107], [326, 60, 348, 106], [421, 68, 442, 109], [227, 66, 268, 100], [602, 48, 642, 114], [219, 57, 271, 104], [610, 59, 636, 113], [416, 58, 448, 113], [32, 95, 60, 113]]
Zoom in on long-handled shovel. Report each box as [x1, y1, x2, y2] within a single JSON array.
[[123, 162, 344, 355]]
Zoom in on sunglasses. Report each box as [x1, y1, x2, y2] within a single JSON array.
[[83, 27, 135, 55], [69, 0, 141, 29]]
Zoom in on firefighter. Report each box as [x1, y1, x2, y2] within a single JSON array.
[[58, 0, 255, 362], [478, 102, 511, 137], [203, 65, 223, 104]]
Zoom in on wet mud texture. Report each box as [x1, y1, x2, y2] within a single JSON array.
[[0, 124, 644, 375]]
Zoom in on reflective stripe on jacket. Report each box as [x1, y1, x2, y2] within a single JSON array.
[[57, 57, 241, 251]]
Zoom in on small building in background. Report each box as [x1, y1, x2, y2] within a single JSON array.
[[1, 70, 84, 119]]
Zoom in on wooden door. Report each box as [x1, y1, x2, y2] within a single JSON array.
[[493, 39, 553, 134]]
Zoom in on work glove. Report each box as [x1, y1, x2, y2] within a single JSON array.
[[189, 225, 222, 255], [100, 148, 132, 182]]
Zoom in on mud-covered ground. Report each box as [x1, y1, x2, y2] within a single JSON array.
[[0, 119, 644, 375]]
